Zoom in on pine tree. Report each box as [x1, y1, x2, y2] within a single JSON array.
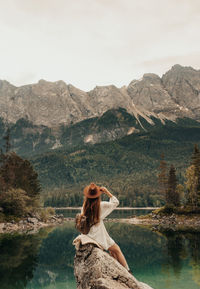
[[190, 144, 200, 207], [185, 165, 198, 207], [191, 144, 200, 167], [166, 165, 179, 206], [158, 153, 168, 201]]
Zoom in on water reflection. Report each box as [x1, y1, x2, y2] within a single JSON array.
[[0, 224, 79, 289], [0, 221, 200, 289], [55, 208, 153, 218], [161, 231, 200, 287], [164, 232, 185, 277], [0, 231, 43, 289], [26, 223, 78, 289]]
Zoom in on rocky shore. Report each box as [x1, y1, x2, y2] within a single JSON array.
[[0, 214, 72, 234], [119, 213, 200, 231], [1, 212, 200, 234]]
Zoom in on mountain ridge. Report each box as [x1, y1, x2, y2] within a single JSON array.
[[0, 64, 200, 128]]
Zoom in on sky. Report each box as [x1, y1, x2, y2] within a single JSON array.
[[0, 0, 200, 91]]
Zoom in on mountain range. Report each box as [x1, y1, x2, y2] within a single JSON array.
[[0, 64, 200, 156], [0, 64, 200, 201], [1, 64, 200, 126]]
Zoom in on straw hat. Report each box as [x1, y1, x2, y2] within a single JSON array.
[[83, 182, 103, 199]]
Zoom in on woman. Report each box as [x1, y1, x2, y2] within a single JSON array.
[[81, 182, 131, 273]]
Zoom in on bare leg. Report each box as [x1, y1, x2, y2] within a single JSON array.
[[108, 243, 130, 271]]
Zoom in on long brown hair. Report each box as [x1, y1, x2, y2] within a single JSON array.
[[82, 196, 101, 229]]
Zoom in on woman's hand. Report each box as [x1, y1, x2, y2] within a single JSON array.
[[100, 186, 113, 197], [100, 186, 108, 193]]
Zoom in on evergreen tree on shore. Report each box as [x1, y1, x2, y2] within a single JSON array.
[[185, 144, 200, 208], [185, 165, 198, 207], [191, 144, 200, 206], [158, 153, 168, 201], [166, 165, 180, 206]]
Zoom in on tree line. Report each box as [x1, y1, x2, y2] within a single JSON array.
[[1, 125, 200, 212], [43, 187, 162, 208], [158, 144, 200, 212]]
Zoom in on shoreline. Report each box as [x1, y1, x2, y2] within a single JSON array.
[[1, 212, 200, 234], [117, 214, 200, 231], [0, 215, 72, 234]]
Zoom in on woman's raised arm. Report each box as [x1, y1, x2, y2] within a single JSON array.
[[100, 187, 119, 219]]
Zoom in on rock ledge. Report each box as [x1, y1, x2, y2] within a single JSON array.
[[74, 243, 153, 289]]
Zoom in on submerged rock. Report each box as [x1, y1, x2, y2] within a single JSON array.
[[74, 242, 153, 289]]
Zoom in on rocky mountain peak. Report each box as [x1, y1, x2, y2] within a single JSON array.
[[171, 63, 196, 72], [88, 84, 133, 115], [171, 64, 184, 70], [162, 65, 200, 117], [38, 79, 48, 85], [0, 79, 15, 90], [0, 64, 199, 126], [127, 71, 181, 118], [163, 64, 199, 80], [36, 79, 68, 91], [142, 73, 161, 82], [90, 84, 119, 95]]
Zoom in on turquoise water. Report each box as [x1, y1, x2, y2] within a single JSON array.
[[55, 208, 153, 218], [0, 218, 200, 288]]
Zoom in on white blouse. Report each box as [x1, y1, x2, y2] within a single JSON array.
[[81, 195, 119, 250]]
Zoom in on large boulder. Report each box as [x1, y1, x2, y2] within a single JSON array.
[[74, 242, 153, 289]]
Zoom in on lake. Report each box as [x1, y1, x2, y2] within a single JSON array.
[[0, 210, 200, 289], [55, 207, 154, 218]]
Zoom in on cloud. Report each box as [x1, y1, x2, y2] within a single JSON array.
[[0, 0, 199, 90], [141, 52, 200, 68], [138, 51, 200, 79]]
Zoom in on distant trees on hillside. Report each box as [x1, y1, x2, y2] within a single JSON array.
[[43, 182, 162, 208]]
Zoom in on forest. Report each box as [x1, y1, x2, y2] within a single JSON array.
[[1, 118, 200, 211]]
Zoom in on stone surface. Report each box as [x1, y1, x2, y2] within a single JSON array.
[[122, 214, 200, 232], [0, 215, 69, 234], [1, 64, 200, 128], [127, 73, 190, 120], [27, 217, 38, 224], [162, 64, 200, 120], [1, 64, 200, 153], [74, 243, 153, 289]]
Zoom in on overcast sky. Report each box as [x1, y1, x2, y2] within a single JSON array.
[[0, 0, 200, 91]]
